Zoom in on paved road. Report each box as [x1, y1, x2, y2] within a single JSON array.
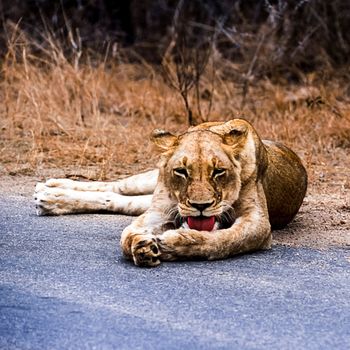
[[0, 194, 349, 350]]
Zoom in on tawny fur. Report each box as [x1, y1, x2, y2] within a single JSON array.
[[34, 119, 307, 267]]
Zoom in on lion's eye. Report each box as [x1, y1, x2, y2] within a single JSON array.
[[213, 168, 226, 178], [173, 168, 188, 178]]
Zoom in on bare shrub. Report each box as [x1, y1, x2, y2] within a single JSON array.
[[161, 0, 217, 125]]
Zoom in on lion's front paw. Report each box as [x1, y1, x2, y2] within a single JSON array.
[[131, 235, 161, 267]]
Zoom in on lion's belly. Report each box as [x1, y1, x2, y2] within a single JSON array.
[[262, 140, 308, 229]]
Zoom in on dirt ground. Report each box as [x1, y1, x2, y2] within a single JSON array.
[[1, 165, 349, 250]]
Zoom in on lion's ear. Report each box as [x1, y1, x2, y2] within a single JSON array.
[[151, 129, 178, 151], [220, 120, 248, 146]]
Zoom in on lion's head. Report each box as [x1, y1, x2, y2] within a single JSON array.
[[151, 119, 267, 232]]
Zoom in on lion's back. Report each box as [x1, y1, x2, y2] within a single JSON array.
[[262, 140, 308, 229]]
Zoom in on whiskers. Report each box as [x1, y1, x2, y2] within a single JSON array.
[[215, 201, 236, 229], [162, 204, 184, 230], [163, 205, 178, 219]]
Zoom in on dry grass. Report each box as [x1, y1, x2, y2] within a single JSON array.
[[1, 26, 349, 193]]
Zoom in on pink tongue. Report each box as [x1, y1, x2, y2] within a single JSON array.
[[187, 216, 216, 231]]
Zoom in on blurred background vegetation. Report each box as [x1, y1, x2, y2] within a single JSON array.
[[1, 0, 350, 79]]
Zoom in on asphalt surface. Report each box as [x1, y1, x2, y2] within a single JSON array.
[[0, 194, 349, 350]]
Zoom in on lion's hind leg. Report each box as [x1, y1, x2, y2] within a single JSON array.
[[41, 169, 159, 195], [34, 169, 158, 216], [34, 184, 152, 216]]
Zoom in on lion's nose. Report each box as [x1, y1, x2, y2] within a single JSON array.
[[188, 200, 214, 212]]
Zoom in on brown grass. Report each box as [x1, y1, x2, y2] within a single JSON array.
[[1, 26, 349, 193]]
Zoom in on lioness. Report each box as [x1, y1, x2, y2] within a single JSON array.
[[35, 119, 307, 267]]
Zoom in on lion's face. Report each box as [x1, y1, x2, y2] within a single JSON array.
[[152, 119, 260, 231], [165, 132, 241, 230]]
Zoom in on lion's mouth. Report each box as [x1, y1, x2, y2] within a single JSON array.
[[186, 216, 216, 231], [168, 208, 235, 231]]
